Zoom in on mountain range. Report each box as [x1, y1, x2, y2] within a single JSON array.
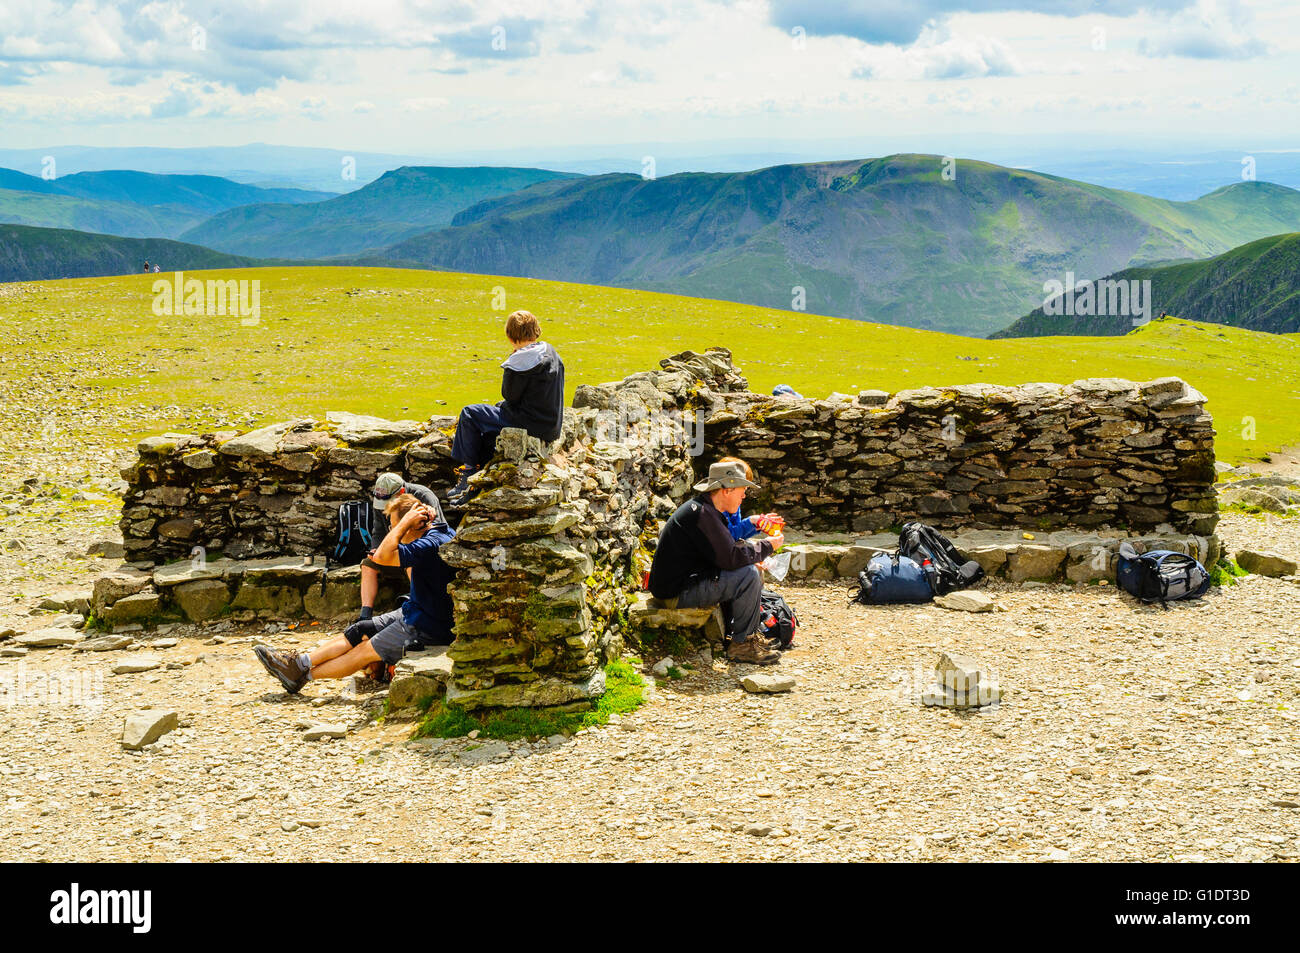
[[385, 155, 1300, 336], [994, 232, 1300, 337], [4, 153, 1300, 338]]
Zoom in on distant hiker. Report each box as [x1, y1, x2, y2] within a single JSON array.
[[447, 310, 565, 505], [153, 264, 161, 273], [142, 260, 151, 273], [253, 495, 455, 694], [772, 384, 802, 398], [355, 473, 445, 623], [715, 456, 783, 542], [647, 460, 785, 666]]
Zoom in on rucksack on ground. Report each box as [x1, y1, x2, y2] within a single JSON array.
[[1116, 542, 1210, 605], [852, 552, 935, 605], [898, 521, 985, 595], [759, 590, 799, 649]]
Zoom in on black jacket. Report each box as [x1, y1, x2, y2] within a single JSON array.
[[499, 341, 565, 442], [648, 494, 774, 599]]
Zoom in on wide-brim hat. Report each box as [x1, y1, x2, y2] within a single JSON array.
[[693, 461, 759, 493]]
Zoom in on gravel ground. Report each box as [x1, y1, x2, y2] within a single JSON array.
[[2, 507, 1297, 862]]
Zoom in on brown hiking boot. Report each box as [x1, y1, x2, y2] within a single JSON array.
[[254, 644, 309, 694], [727, 636, 780, 666]]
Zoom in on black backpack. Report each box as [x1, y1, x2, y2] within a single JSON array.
[[898, 521, 985, 595], [759, 590, 798, 650], [329, 500, 387, 568], [1116, 543, 1210, 606]]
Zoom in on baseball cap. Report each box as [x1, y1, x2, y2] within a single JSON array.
[[372, 472, 405, 510]]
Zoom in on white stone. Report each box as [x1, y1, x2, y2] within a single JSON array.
[[934, 590, 996, 612], [121, 710, 179, 750], [741, 673, 797, 694]]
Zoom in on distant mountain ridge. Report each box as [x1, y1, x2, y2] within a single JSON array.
[[180, 166, 581, 258], [384, 154, 1300, 336], [0, 168, 333, 240], [993, 232, 1300, 337], [0, 224, 270, 282]]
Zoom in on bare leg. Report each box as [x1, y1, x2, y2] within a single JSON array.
[[360, 563, 379, 611], [311, 639, 382, 681], [308, 634, 355, 668]]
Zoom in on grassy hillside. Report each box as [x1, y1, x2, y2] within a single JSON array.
[[995, 232, 1300, 337], [386, 155, 1300, 337], [0, 168, 332, 239], [0, 224, 268, 281], [0, 266, 1295, 465], [180, 166, 580, 258]]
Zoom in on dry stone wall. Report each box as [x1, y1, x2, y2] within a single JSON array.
[[112, 349, 1219, 708], [702, 378, 1217, 536]]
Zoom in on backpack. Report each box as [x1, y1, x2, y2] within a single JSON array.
[[852, 552, 935, 605], [1116, 543, 1211, 605], [898, 521, 985, 595], [759, 590, 799, 649], [328, 500, 387, 568]]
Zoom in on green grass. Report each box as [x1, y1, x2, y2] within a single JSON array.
[[1210, 557, 1250, 587], [1, 267, 1297, 464], [413, 658, 646, 741]]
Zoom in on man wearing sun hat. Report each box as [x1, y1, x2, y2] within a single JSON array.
[[356, 473, 445, 623], [647, 460, 786, 665]]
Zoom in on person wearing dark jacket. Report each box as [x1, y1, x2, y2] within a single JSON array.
[[447, 310, 564, 505], [648, 460, 786, 665]]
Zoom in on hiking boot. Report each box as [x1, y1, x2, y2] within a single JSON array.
[[726, 636, 780, 666], [254, 644, 309, 694], [446, 465, 480, 506]]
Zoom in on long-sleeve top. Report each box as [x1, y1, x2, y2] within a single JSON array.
[[648, 494, 774, 599]]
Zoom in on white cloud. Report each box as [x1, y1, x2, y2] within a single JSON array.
[[1138, 0, 1267, 59]]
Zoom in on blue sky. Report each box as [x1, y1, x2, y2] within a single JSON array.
[[1, 0, 1296, 156]]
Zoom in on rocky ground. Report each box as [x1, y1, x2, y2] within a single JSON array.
[[2, 501, 1298, 861], [2, 391, 1298, 862]]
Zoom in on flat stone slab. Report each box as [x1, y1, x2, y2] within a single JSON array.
[[153, 558, 243, 586], [741, 673, 796, 694], [74, 635, 135, 652], [934, 591, 997, 612], [14, 628, 85, 648], [112, 656, 163, 674], [393, 646, 453, 682], [121, 709, 178, 750], [302, 723, 348, 741], [1236, 549, 1297, 577], [783, 528, 1219, 584]]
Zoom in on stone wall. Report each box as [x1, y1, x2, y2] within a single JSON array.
[[113, 350, 1219, 707], [119, 412, 461, 563], [702, 378, 1217, 536]]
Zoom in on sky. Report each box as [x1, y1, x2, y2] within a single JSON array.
[[1, 0, 1297, 160]]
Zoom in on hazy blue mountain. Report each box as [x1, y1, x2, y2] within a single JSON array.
[[179, 165, 579, 258]]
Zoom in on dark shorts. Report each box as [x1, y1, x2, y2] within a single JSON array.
[[361, 555, 408, 582], [364, 609, 443, 665]]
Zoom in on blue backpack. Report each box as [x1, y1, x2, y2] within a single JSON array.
[[1116, 542, 1210, 605], [853, 552, 936, 605]]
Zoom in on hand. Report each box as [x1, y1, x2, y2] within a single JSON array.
[[399, 504, 431, 530], [768, 532, 785, 549]]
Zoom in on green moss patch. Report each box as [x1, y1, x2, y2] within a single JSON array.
[[413, 658, 646, 741]]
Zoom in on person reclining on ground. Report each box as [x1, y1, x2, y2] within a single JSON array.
[[647, 459, 786, 666], [253, 495, 455, 694], [446, 309, 565, 505], [356, 472, 445, 623]]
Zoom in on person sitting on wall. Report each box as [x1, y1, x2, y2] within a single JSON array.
[[714, 456, 784, 542], [647, 459, 785, 666], [253, 495, 455, 694], [356, 472, 445, 624], [446, 309, 565, 506]]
